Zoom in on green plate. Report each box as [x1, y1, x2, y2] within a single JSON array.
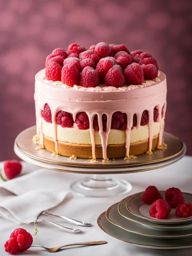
[[98, 211, 192, 250], [118, 198, 192, 231], [124, 192, 192, 225], [106, 203, 192, 238]]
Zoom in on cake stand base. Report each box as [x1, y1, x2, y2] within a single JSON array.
[[71, 175, 132, 197]]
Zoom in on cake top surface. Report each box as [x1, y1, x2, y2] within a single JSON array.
[[44, 42, 160, 89]]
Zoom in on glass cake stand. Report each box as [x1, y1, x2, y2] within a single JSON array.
[[14, 126, 186, 197]]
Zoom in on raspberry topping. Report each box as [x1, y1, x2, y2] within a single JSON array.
[[165, 187, 185, 208], [149, 199, 171, 219], [95, 42, 111, 58], [80, 58, 95, 69], [56, 111, 74, 127], [41, 103, 52, 123], [111, 112, 127, 130], [75, 112, 89, 129], [96, 57, 115, 79], [176, 203, 192, 218], [68, 43, 85, 54], [141, 110, 149, 126], [79, 50, 99, 63], [2, 160, 22, 180], [110, 43, 129, 54], [105, 65, 125, 87], [142, 64, 158, 80], [46, 54, 64, 66], [80, 66, 99, 87], [45, 61, 62, 81], [142, 186, 162, 205], [124, 63, 144, 85], [5, 228, 33, 254], [52, 48, 68, 58], [61, 64, 80, 86], [63, 57, 81, 70]]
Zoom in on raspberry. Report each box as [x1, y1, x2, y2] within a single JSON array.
[[75, 112, 89, 129], [52, 48, 68, 58], [41, 103, 52, 123], [96, 57, 116, 79], [89, 44, 95, 51], [111, 112, 127, 130], [142, 186, 162, 204], [4, 237, 20, 255], [124, 63, 144, 85], [105, 65, 125, 87], [165, 187, 185, 208], [80, 66, 99, 87], [141, 57, 158, 68], [95, 42, 111, 58], [5, 228, 33, 254], [79, 50, 99, 63], [56, 111, 74, 127], [149, 199, 171, 219], [45, 61, 62, 81], [116, 55, 133, 68], [140, 52, 152, 59], [93, 114, 107, 132], [131, 50, 143, 57], [110, 43, 129, 55], [154, 107, 159, 122], [141, 110, 149, 126], [142, 64, 158, 80], [63, 57, 81, 70], [67, 43, 85, 54], [114, 51, 129, 58], [132, 114, 137, 128], [2, 160, 22, 181], [46, 54, 64, 66], [61, 64, 80, 87], [176, 203, 192, 218], [80, 58, 95, 69]]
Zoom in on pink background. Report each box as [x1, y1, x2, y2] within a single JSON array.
[[0, 0, 192, 160]]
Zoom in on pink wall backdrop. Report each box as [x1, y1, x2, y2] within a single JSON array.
[[0, 0, 192, 160]]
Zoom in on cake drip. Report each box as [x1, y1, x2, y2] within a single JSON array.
[[35, 70, 167, 160]]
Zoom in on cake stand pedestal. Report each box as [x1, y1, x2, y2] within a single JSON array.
[[14, 126, 186, 197]]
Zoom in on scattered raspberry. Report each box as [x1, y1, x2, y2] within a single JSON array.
[[80, 66, 99, 87], [61, 64, 80, 87], [63, 57, 81, 70], [142, 64, 158, 80], [2, 160, 22, 181], [41, 103, 52, 123], [142, 186, 162, 204], [110, 43, 129, 54], [80, 58, 95, 69], [111, 112, 127, 130], [141, 110, 149, 126], [124, 63, 144, 85], [56, 111, 74, 127], [95, 42, 111, 58], [176, 203, 192, 218], [79, 50, 99, 63], [52, 48, 68, 58], [105, 65, 125, 87], [75, 112, 89, 129], [154, 107, 159, 122], [165, 187, 185, 208], [45, 61, 62, 81], [96, 57, 115, 79], [67, 43, 85, 54], [5, 228, 33, 254], [93, 114, 107, 132], [149, 199, 171, 219]]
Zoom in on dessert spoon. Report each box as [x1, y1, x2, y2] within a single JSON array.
[[33, 240, 107, 252]]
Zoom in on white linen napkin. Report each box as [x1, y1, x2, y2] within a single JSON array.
[[0, 169, 72, 224]]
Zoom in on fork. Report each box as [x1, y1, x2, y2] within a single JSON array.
[[33, 240, 107, 252], [43, 211, 92, 227]]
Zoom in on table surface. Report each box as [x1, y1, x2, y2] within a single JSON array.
[[0, 156, 192, 256]]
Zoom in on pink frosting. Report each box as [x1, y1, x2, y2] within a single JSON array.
[[34, 70, 167, 160]]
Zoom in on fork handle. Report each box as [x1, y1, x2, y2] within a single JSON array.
[[60, 240, 107, 249]]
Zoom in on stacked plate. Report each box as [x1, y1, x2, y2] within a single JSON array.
[[97, 192, 192, 250]]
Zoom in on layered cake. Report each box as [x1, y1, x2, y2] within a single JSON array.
[[34, 42, 167, 160]]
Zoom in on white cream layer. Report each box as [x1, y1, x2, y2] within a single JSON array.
[[42, 120, 160, 145]]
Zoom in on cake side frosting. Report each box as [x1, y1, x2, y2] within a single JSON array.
[[34, 70, 167, 160]]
